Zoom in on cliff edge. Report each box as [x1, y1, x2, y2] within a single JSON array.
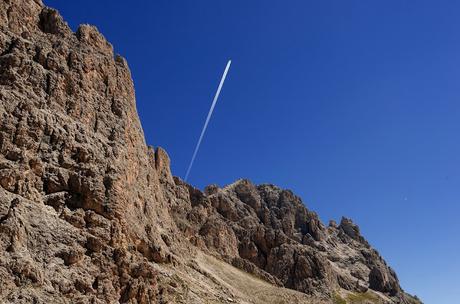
[[0, 1, 421, 303]]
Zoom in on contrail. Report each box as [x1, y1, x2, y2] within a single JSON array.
[[184, 60, 232, 182]]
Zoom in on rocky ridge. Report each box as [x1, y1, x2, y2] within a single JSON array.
[[0, 1, 421, 303]]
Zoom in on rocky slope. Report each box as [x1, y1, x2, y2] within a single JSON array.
[[0, 1, 421, 303]]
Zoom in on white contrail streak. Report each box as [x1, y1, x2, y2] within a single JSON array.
[[184, 60, 232, 182]]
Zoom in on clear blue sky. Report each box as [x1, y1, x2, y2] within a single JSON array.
[[46, 1, 459, 303]]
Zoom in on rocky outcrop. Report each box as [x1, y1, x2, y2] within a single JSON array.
[[164, 178, 417, 302], [0, 1, 421, 303], [369, 265, 400, 296], [0, 1, 179, 302]]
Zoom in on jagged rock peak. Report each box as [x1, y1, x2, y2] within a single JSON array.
[[0, 1, 422, 303]]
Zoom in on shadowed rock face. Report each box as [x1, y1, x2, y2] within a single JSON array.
[[0, 1, 420, 304]]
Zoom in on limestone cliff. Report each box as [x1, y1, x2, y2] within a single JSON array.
[[0, 1, 421, 303]]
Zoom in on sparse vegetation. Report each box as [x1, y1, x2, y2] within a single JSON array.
[[346, 291, 381, 303], [406, 294, 423, 304], [333, 292, 347, 304]]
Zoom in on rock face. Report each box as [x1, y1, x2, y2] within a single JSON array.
[[0, 1, 178, 303], [166, 179, 415, 302], [0, 1, 421, 304]]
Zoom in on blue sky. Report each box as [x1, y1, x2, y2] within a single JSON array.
[[46, 1, 459, 302]]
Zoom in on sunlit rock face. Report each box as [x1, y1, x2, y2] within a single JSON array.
[[168, 178, 415, 302], [0, 1, 420, 303], [0, 1, 178, 302]]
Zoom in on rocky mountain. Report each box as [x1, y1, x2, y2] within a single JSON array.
[[0, 1, 421, 303]]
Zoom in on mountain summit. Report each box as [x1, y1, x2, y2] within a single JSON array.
[[0, 1, 421, 303]]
